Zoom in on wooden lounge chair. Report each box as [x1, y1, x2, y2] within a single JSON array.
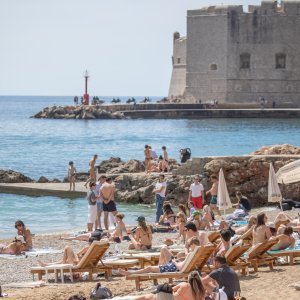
[[31, 241, 112, 281], [233, 227, 253, 246], [207, 231, 221, 244], [225, 244, 251, 275], [125, 245, 214, 291], [268, 248, 300, 265], [245, 238, 279, 272]]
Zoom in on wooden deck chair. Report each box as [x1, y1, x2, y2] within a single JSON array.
[[207, 231, 221, 244], [225, 244, 251, 275], [233, 227, 253, 246], [245, 238, 279, 272], [125, 245, 210, 291], [268, 248, 300, 265], [31, 241, 111, 281]]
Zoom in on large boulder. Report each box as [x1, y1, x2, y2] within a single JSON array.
[[0, 170, 34, 183], [251, 144, 300, 155], [98, 157, 124, 173]]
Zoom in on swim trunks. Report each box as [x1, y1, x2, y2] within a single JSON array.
[[191, 196, 203, 209], [103, 200, 117, 212], [210, 195, 217, 205], [159, 261, 178, 273]]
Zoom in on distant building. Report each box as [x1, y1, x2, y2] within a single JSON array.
[[168, 1, 300, 105]]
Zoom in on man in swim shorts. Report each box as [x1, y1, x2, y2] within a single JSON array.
[[206, 175, 221, 216], [100, 177, 118, 230], [188, 175, 204, 209]]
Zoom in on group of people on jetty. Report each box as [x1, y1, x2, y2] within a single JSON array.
[[3, 150, 300, 300]]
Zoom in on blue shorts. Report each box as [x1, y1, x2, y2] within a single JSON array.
[[210, 195, 217, 205], [97, 201, 103, 212], [159, 262, 178, 273]]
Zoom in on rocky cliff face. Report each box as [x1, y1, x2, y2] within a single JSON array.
[[32, 105, 125, 119]]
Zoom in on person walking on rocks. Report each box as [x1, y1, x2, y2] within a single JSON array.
[[162, 146, 169, 172], [84, 154, 98, 188], [206, 175, 221, 216], [68, 161, 76, 191], [144, 145, 151, 173], [100, 177, 118, 230], [154, 174, 167, 223], [188, 175, 204, 209]]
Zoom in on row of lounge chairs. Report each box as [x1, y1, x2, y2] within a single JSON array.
[[30, 234, 298, 291]]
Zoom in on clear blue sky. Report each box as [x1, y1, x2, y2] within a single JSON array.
[[0, 0, 258, 96]]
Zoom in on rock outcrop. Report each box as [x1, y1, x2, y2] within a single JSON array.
[[0, 170, 34, 183], [32, 105, 126, 120], [251, 144, 300, 155]]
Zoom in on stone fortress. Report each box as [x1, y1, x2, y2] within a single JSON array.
[[168, 1, 300, 105]]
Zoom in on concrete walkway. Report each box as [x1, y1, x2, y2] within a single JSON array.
[[0, 182, 87, 198]]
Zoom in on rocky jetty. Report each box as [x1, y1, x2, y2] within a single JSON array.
[[32, 105, 125, 119], [0, 170, 34, 183]]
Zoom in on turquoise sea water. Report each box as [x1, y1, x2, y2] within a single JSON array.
[[1, 95, 300, 237]]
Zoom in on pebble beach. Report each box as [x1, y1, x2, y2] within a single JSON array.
[[1, 209, 300, 299]]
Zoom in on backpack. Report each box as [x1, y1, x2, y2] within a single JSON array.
[[90, 282, 112, 300]]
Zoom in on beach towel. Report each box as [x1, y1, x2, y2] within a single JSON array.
[[0, 248, 62, 259]]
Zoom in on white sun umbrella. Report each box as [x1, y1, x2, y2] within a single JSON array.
[[268, 163, 283, 209], [217, 168, 232, 217], [276, 159, 300, 184]]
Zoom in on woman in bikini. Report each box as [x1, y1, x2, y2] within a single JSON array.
[[15, 220, 32, 251], [128, 216, 152, 250], [144, 145, 152, 173], [252, 212, 272, 245], [271, 226, 295, 251], [159, 203, 177, 226], [109, 213, 129, 243], [0, 236, 24, 255]]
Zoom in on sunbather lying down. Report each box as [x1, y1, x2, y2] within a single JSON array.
[[118, 238, 199, 276], [0, 236, 26, 255], [37, 237, 98, 267]]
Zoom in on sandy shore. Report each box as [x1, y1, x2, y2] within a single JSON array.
[[1, 209, 300, 299]]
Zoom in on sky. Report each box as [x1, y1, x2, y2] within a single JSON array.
[[0, 0, 260, 96]]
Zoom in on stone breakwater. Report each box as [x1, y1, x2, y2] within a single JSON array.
[[2, 145, 300, 207], [32, 105, 125, 119]]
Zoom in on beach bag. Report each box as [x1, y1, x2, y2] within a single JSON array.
[[90, 282, 113, 299]]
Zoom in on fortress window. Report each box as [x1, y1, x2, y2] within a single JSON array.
[[240, 53, 250, 69], [177, 58, 181, 64], [210, 64, 218, 70], [276, 53, 286, 69]]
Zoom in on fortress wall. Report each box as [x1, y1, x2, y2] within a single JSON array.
[[168, 35, 187, 98], [225, 2, 300, 103], [184, 12, 228, 102]]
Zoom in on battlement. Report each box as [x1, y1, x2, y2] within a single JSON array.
[[187, 1, 300, 16]]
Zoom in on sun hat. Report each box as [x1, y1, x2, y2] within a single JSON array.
[[192, 210, 201, 217], [15, 235, 25, 244], [136, 216, 145, 222]]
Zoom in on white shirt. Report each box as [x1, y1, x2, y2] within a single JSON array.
[[155, 181, 167, 197], [189, 182, 204, 197]]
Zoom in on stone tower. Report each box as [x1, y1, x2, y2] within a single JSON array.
[[168, 1, 300, 105]]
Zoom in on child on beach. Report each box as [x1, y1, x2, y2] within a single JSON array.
[[187, 201, 196, 219], [68, 161, 76, 191], [178, 204, 188, 222], [109, 213, 129, 243], [176, 212, 186, 243]]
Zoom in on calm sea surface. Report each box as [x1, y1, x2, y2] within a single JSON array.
[[0, 95, 300, 237]]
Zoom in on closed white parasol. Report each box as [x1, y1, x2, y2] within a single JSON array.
[[217, 168, 232, 216], [268, 163, 283, 208], [276, 159, 300, 184]]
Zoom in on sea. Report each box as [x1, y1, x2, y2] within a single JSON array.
[[1, 95, 300, 238]]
